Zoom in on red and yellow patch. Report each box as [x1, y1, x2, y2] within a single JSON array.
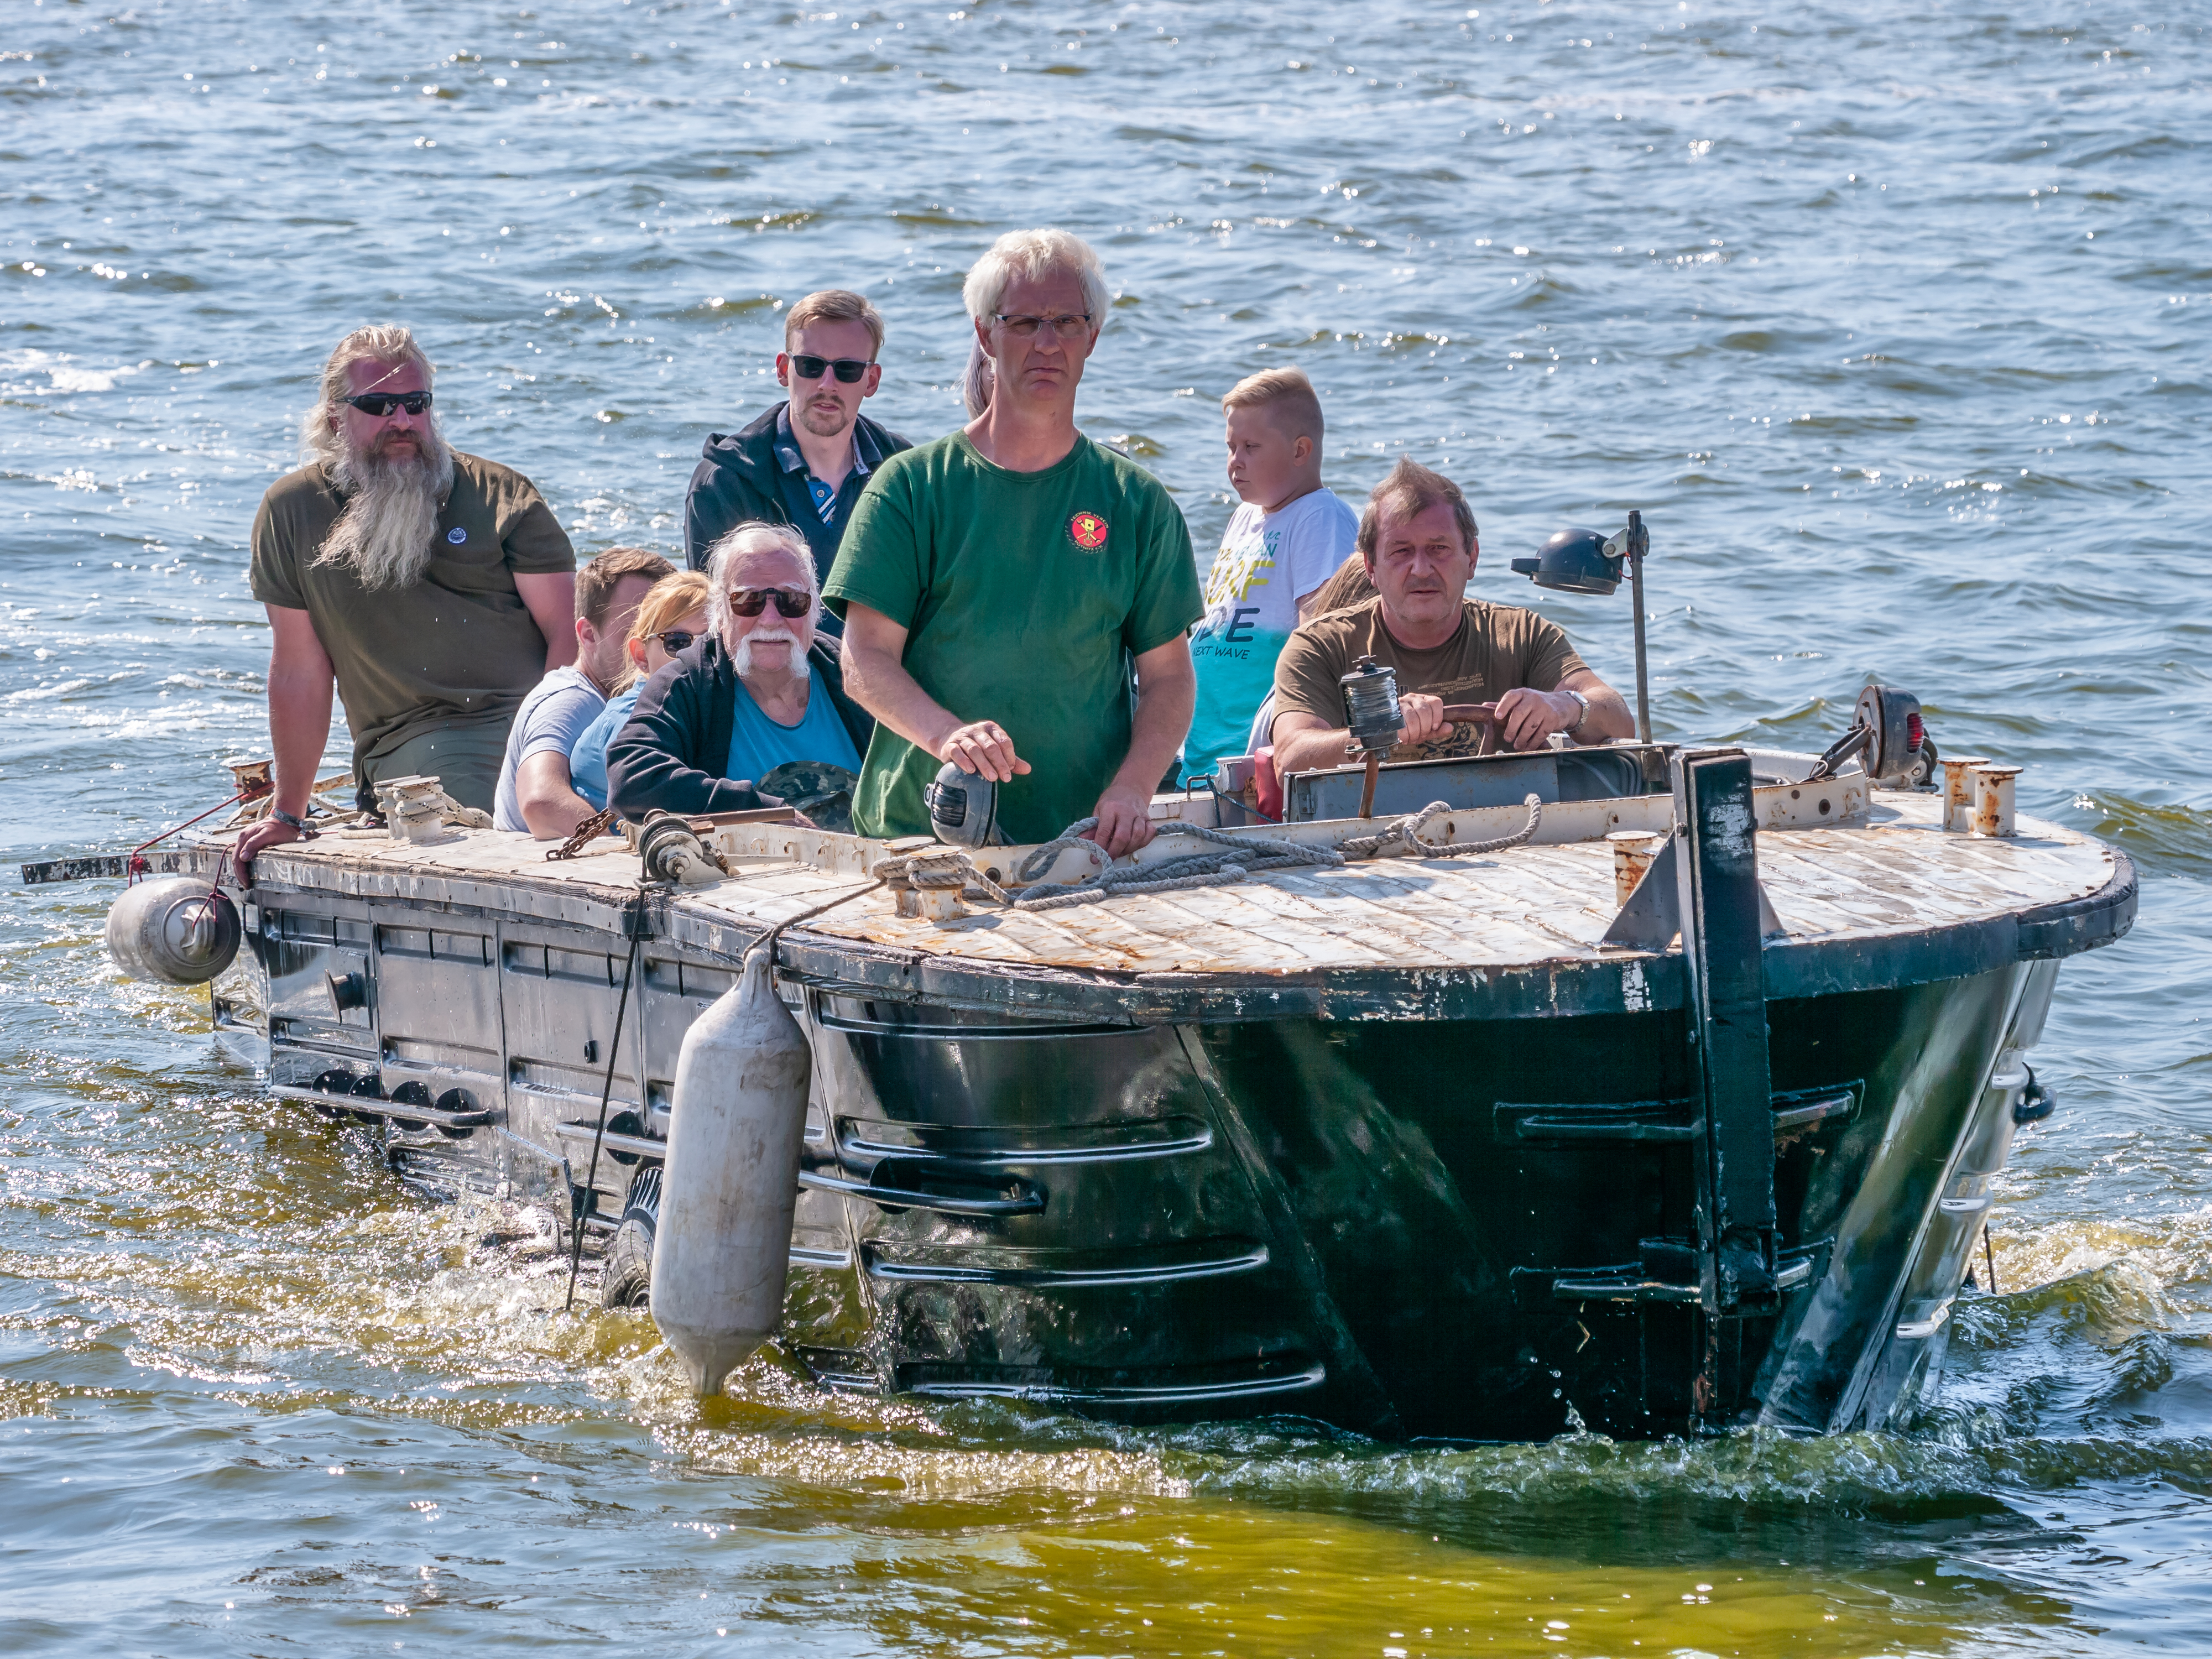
[[1067, 510, 1109, 551]]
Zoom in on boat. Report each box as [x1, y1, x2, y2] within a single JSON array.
[[56, 697, 2134, 1442]]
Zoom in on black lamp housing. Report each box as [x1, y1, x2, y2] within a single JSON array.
[[1510, 527, 1624, 595]]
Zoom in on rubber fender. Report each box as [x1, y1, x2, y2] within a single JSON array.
[[105, 877, 242, 985], [649, 946, 811, 1396]]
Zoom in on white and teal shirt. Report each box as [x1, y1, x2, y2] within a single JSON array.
[[1183, 486, 1358, 784]]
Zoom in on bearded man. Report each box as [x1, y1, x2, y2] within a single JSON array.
[[607, 521, 873, 824], [234, 325, 576, 867]]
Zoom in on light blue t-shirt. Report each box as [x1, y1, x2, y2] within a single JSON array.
[[566, 685, 640, 812], [493, 665, 606, 833], [728, 668, 862, 785], [1184, 486, 1358, 784]]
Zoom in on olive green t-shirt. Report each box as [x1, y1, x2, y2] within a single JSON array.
[[1273, 597, 1588, 761], [823, 432, 1204, 844], [248, 452, 576, 765]]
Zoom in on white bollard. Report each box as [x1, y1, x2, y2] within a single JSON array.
[[650, 947, 812, 1396], [1971, 765, 2021, 838], [1941, 755, 1991, 833]]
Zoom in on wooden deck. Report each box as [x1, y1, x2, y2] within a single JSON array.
[[223, 788, 2116, 983]]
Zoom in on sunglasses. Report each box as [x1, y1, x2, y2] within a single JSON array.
[[788, 354, 873, 384], [651, 629, 697, 653], [730, 587, 812, 619], [342, 390, 433, 417]]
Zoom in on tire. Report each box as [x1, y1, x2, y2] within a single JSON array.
[[601, 1214, 655, 1310]]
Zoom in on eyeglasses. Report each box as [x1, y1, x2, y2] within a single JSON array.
[[993, 312, 1093, 339], [341, 390, 433, 417], [729, 587, 812, 619], [787, 354, 873, 384], [652, 629, 697, 652]]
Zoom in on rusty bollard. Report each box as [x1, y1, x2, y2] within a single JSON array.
[[1942, 755, 1991, 832], [1607, 829, 1668, 907], [1971, 764, 2022, 838]]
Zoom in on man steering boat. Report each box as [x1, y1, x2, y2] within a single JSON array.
[[1270, 459, 1632, 774]]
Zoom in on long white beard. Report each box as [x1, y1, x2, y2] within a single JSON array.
[[317, 435, 456, 591], [732, 623, 808, 679]]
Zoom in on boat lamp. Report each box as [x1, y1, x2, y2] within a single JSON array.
[[1509, 509, 1653, 744]]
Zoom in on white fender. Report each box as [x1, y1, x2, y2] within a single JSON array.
[[650, 946, 811, 1396], [106, 876, 242, 985]]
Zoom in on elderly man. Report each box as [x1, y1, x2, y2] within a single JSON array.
[[683, 289, 911, 634], [824, 229, 1203, 855], [1270, 460, 1632, 774], [234, 325, 576, 867], [492, 546, 672, 838], [606, 521, 873, 821]]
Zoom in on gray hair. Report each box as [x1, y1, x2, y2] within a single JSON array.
[[704, 520, 818, 641], [960, 336, 994, 420], [301, 323, 437, 466], [962, 228, 1111, 332]]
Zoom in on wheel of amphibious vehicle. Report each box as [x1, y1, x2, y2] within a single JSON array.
[[599, 1168, 662, 1311]]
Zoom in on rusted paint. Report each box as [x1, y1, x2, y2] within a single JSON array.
[[1972, 765, 2022, 839]]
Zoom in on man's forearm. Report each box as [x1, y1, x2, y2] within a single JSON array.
[[1272, 725, 1349, 776], [844, 642, 960, 758], [267, 669, 335, 815], [1113, 674, 1196, 799]]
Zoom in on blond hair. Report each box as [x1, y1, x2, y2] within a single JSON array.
[[962, 228, 1111, 330], [614, 570, 712, 691], [301, 324, 436, 465], [784, 289, 885, 354], [1222, 366, 1324, 445]]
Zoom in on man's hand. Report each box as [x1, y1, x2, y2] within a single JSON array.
[[938, 719, 1031, 785], [1084, 782, 1156, 859], [1496, 686, 1578, 751], [1396, 692, 1448, 749], [232, 813, 302, 874]]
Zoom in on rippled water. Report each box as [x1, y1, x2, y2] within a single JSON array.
[[4, 3, 2209, 1653]]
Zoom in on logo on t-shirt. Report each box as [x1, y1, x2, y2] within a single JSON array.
[[1067, 511, 1108, 552], [446, 527, 468, 544]]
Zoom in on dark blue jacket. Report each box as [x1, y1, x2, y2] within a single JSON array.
[[681, 404, 910, 637], [606, 633, 874, 820]]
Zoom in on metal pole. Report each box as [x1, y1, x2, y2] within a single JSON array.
[[1629, 521, 1652, 747]]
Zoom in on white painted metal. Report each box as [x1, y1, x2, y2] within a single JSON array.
[[1973, 765, 2022, 838], [650, 948, 812, 1396], [1943, 755, 1992, 833]]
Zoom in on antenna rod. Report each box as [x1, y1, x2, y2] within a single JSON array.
[[1627, 509, 1652, 745]]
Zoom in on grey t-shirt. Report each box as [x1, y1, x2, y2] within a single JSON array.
[[493, 666, 605, 832]]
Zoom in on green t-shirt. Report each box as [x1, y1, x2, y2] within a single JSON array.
[[249, 452, 576, 764], [823, 432, 1203, 844]]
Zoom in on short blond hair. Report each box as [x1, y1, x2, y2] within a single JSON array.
[[1222, 366, 1324, 445], [615, 570, 713, 691], [783, 289, 884, 355]]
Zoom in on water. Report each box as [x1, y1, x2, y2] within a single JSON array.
[[4, 2, 2208, 1652]]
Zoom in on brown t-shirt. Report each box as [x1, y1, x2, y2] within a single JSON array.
[[249, 452, 576, 764], [1273, 596, 1588, 760]]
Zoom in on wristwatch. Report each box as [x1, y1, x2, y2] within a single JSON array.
[[271, 807, 320, 839], [1558, 687, 1591, 738]]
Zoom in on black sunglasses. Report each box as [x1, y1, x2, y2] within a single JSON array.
[[730, 587, 812, 619], [787, 354, 872, 384], [653, 629, 697, 652], [341, 390, 433, 417]]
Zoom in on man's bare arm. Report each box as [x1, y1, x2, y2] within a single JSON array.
[[234, 606, 336, 868], [1493, 670, 1635, 751], [515, 571, 579, 670], [1087, 636, 1195, 858], [841, 602, 1031, 782], [1269, 693, 1450, 776], [515, 751, 597, 839]]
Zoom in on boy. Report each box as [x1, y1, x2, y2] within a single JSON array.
[[1182, 367, 1359, 784]]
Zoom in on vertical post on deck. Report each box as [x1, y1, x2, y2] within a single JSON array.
[[1673, 748, 1780, 1319]]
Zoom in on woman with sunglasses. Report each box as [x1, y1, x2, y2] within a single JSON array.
[[606, 524, 875, 825], [566, 570, 712, 813]]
